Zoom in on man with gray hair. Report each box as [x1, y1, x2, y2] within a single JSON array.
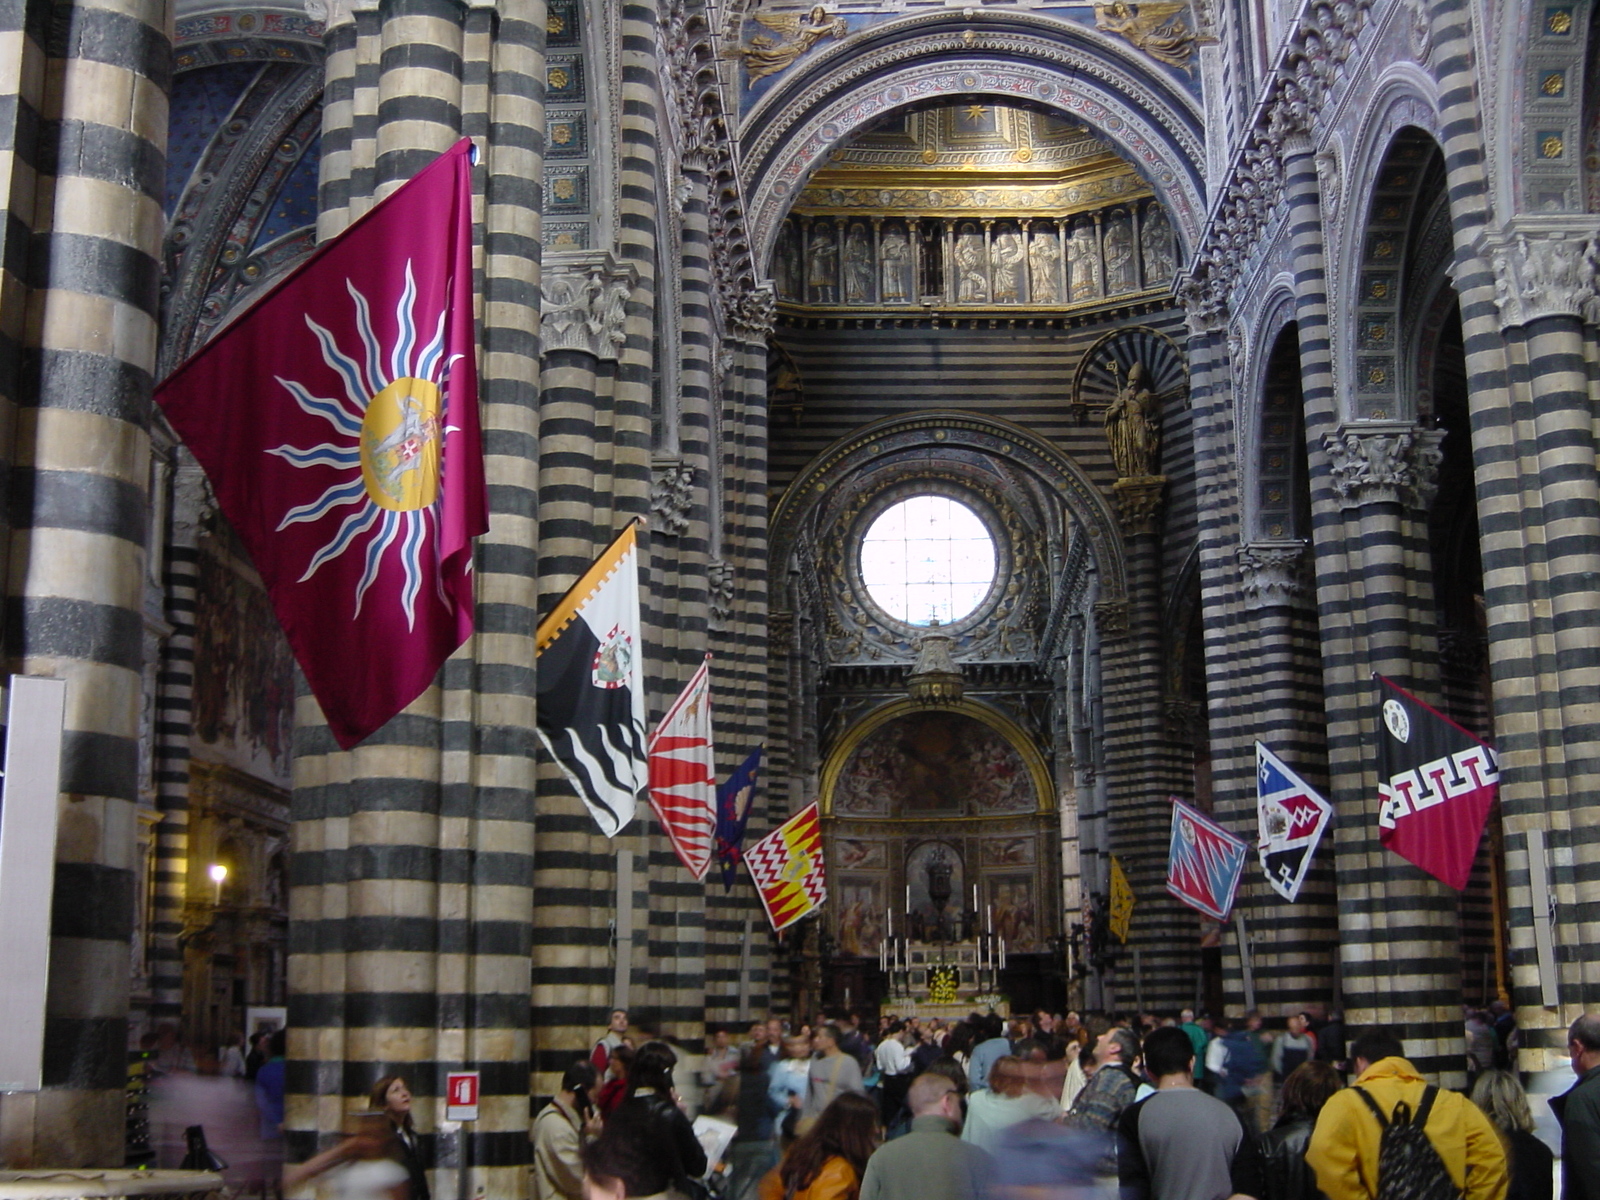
[[1063, 1025, 1143, 1175], [1552, 1013, 1600, 1200], [859, 1073, 991, 1200]]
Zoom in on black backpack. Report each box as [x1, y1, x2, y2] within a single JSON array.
[[1352, 1085, 1463, 1200]]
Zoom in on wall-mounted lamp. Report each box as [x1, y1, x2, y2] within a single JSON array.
[[208, 862, 228, 907]]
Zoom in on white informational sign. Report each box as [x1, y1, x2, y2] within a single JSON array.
[[0, 676, 68, 1092], [445, 1070, 480, 1121]]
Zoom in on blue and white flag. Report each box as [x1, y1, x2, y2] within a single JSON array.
[[1256, 742, 1333, 903]]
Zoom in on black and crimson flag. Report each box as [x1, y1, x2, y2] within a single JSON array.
[[1374, 675, 1499, 890]]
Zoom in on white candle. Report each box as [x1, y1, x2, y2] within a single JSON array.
[[986, 904, 993, 934], [886, 908, 892, 937], [999, 937, 1007, 970], [971, 884, 978, 913], [906, 884, 912, 915]]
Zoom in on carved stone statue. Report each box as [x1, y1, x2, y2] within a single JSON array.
[[955, 224, 988, 303], [992, 228, 1025, 302], [807, 223, 837, 303], [844, 222, 873, 304], [880, 226, 912, 302], [1102, 361, 1161, 478], [1068, 219, 1100, 301], [741, 5, 848, 81], [1028, 230, 1060, 304], [775, 221, 800, 300], [1104, 212, 1136, 294], [1140, 206, 1176, 285]]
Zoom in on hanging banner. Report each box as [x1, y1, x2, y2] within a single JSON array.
[[1166, 796, 1249, 921], [647, 656, 717, 878], [743, 802, 826, 932], [1109, 855, 1134, 943], [1256, 742, 1334, 902]]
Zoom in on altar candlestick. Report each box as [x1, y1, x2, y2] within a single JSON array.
[[986, 904, 992, 934], [906, 884, 911, 915], [999, 937, 1007, 970], [971, 884, 978, 914]]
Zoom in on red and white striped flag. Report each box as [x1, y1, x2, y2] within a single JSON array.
[[648, 656, 716, 878]]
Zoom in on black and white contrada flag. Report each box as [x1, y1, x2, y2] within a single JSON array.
[[536, 524, 647, 836]]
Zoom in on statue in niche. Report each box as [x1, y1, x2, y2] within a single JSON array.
[[774, 221, 800, 300], [880, 226, 912, 302], [1103, 360, 1161, 478], [1141, 206, 1176, 285], [1068, 219, 1100, 301], [992, 227, 1025, 302], [955, 223, 988, 303], [844, 222, 873, 305], [741, 6, 849, 82], [1104, 212, 1136, 294], [1028, 229, 1060, 304], [807, 223, 838, 303]]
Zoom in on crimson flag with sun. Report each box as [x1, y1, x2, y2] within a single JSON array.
[[156, 140, 487, 749]]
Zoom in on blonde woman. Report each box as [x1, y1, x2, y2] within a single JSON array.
[[1469, 1069, 1553, 1200]]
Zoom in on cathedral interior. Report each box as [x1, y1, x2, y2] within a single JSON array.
[[0, 0, 1598, 1188]]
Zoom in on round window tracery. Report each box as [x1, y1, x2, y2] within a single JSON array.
[[858, 494, 997, 626]]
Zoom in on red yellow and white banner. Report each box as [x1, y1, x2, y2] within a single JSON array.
[[743, 801, 826, 932]]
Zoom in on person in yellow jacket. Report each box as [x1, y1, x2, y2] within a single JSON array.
[[1307, 1029, 1508, 1200]]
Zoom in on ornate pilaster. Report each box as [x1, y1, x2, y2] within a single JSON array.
[[541, 252, 638, 361], [1322, 423, 1444, 510], [1238, 540, 1309, 608], [707, 558, 734, 630]]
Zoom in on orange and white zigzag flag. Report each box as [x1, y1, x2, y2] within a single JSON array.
[[647, 655, 716, 878], [743, 801, 826, 932]]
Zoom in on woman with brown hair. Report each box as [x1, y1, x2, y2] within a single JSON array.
[[369, 1076, 429, 1200], [1259, 1060, 1343, 1200], [759, 1092, 881, 1200]]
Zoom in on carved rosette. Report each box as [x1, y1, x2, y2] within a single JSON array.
[[541, 252, 637, 361], [707, 558, 735, 629], [1321, 424, 1444, 511], [1486, 232, 1600, 327], [1238, 540, 1309, 608], [1111, 476, 1167, 535], [1092, 599, 1129, 639], [650, 458, 695, 536]]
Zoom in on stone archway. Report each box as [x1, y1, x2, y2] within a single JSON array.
[[737, 11, 1206, 271]]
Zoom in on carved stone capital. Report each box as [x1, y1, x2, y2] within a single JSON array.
[[1176, 271, 1228, 336], [1111, 476, 1167, 535], [1093, 599, 1129, 639], [1321, 423, 1444, 510], [650, 458, 695, 536], [1486, 230, 1600, 327], [171, 451, 216, 544], [707, 558, 734, 630], [302, 0, 355, 26], [728, 284, 776, 343], [1238, 539, 1309, 607], [542, 252, 637, 361]]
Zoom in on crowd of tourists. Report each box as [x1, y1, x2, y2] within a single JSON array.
[[551, 1006, 1600, 1200]]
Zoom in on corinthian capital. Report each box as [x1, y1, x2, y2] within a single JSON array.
[[728, 284, 776, 343], [1486, 230, 1600, 327], [1238, 540, 1308, 607], [1321, 423, 1443, 510], [542, 252, 638, 361]]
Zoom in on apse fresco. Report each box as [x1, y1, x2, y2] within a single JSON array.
[[833, 710, 1036, 816], [986, 872, 1041, 951]]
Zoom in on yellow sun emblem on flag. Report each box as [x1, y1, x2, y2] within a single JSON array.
[[268, 262, 460, 627]]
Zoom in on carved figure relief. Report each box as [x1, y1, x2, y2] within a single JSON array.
[[1104, 211, 1136, 294], [955, 223, 989, 302], [991, 227, 1026, 302], [1140, 205, 1176, 285], [1093, 1, 1195, 68], [807, 223, 838, 303], [740, 5, 848, 81], [1069, 218, 1101, 301], [844, 222, 873, 305], [1102, 361, 1161, 478], [880, 226, 912, 302], [775, 221, 800, 300], [1029, 229, 1061, 303]]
